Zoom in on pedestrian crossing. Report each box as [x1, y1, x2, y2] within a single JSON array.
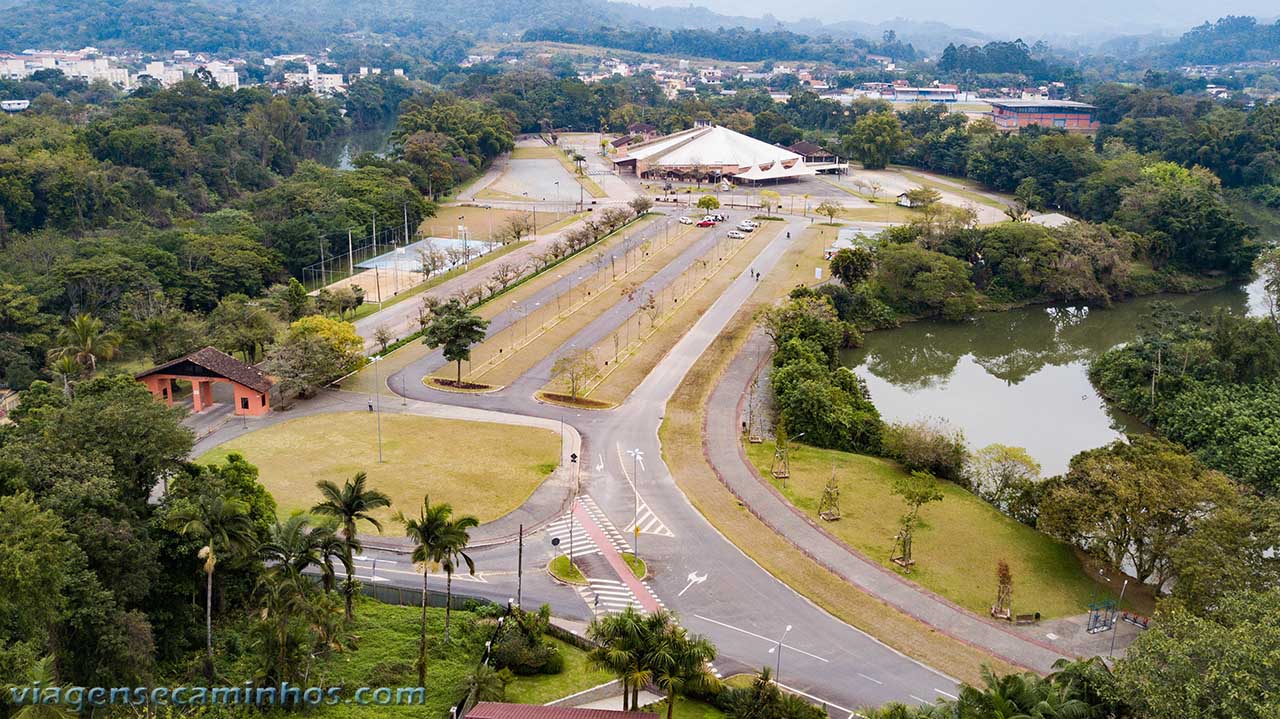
[[624, 502, 674, 538], [542, 516, 601, 559], [579, 495, 632, 552], [583, 577, 667, 616]]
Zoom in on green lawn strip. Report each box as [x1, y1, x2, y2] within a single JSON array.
[[352, 241, 532, 322], [637, 696, 726, 719], [505, 636, 616, 704], [548, 555, 588, 584], [197, 412, 559, 527], [742, 442, 1135, 619], [477, 187, 529, 202], [621, 552, 646, 579]]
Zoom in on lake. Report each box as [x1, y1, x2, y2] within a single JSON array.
[[842, 280, 1266, 475]]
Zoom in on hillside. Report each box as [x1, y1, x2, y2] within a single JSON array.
[[0, 0, 312, 53]]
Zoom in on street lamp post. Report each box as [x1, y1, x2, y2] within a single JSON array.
[[626, 447, 644, 560], [768, 624, 793, 682], [370, 355, 384, 463], [1109, 579, 1129, 658]]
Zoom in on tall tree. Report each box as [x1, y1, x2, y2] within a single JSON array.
[[51, 313, 120, 374], [166, 492, 257, 681], [422, 299, 488, 385], [438, 513, 479, 643], [648, 622, 718, 719], [311, 472, 391, 620], [396, 495, 469, 686]]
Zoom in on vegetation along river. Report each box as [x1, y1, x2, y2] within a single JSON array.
[[842, 279, 1267, 476]]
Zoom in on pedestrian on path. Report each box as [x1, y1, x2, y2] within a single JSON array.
[[368, 399, 374, 412]]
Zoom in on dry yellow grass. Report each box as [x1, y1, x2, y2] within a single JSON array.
[[419, 204, 570, 239], [657, 232, 1022, 686], [581, 224, 782, 405], [198, 412, 560, 526], [438, 221, 700, 385]]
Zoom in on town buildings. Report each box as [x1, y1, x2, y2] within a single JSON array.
[[988, 99, 1100, 133]]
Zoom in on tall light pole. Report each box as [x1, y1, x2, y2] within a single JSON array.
[[1109, 579, 1129, 658], [768, 624, 792, 682], [370, 355, 384, 463], [627, 447, 644, 560]]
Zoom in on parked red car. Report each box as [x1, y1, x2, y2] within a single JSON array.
[[696, 219, 715, 227]]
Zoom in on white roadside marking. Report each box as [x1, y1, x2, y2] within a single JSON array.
[[773, 681, 853, 715], [691, 614, 827, 662], [857, 673, 882, 685], [935, 689, 958, 699]]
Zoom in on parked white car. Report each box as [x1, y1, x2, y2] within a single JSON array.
[[736, 223, 756, 232], [678, 216, 695, 225], [726, 230, 746, 239]]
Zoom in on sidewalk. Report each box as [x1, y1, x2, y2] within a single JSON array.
[[702, 327, 1073, 673]]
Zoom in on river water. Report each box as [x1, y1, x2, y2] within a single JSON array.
[[316, 123, 395, 170], [841, 280, 1267, 475]]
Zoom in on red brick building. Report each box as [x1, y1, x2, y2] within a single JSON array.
[[988, 99, 1099, 133]]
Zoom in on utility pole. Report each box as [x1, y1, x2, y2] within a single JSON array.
[[371, 356, 384, 463], [403, 203, 410, 246], [627, 448, 644, 561], [347, 229, 354, 277], [517, 523, 523, 608], [372, 212, 377, 249]]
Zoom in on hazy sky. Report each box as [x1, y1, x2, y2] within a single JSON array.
[[639, 0, 1278, 37]]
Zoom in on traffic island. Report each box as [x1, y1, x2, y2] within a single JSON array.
[[425, 377, 501, 393], [621, 552, 647, 579], [534, 391, 614, 410], [548, 555, 588, 585]]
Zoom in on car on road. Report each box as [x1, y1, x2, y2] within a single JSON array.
[[679, 216, 694, 225], [726, 230, 746, 239], [736, 223, 755, 232], [696, 219, 715, 227], [712, 213, 728, 222]]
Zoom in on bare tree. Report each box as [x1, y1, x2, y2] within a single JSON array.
[[417, 239, 447, 277], [489, 262, 523, 291], [551, 348, 598, 401]]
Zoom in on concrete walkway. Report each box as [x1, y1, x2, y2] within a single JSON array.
[[702, 326, 1073, 673]]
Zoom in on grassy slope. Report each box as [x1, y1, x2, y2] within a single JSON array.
[[198, 412, 559, 526], [743, 443, 1137, 619]]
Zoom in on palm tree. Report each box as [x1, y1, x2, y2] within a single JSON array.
[[48, 355, 80, 399], [260, 512, 326, 575], [312, 472, 391, 620], [167, 493, 257, 681], [53, 313, 120, 374], [13, 658, 77, 719], [648, 623, 718, 719], [313, 520, 352, 595], [460, 663, 512, 703], [586, 606, 652, 710], [438, 514, 479, 643], [396, 495, 470, 686]]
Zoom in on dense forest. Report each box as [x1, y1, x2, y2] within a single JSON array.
[[0, 72, 514, 390], [1155, 15, 1280, 65], [0, 0, 310, 54], [520, 25, 916, 65]]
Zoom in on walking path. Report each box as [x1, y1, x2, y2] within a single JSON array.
[[701, 326, 1072, 673]]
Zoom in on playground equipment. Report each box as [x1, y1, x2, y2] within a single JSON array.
[[1086, 599, 1118, 634]]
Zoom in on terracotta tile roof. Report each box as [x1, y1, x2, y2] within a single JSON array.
[[465, 703, 653, 719], [137, 346, 274, 394], [786, 140, 830, 156]]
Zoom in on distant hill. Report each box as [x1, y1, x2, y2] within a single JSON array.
[[0, 0, 310, 53], [1153, 15, 1280, 65]]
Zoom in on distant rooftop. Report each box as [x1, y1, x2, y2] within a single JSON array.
[[988, 99, 1095, 110]]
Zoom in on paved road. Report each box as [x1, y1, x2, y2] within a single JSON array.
[[374, 213, 964, 711]]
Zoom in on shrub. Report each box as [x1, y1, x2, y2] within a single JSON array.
[[882, 417, 968, 483]]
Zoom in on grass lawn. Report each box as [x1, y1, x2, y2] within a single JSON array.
[[638, 696, 726, 719], [742, 443, 1137, 619], [898, 170, 1008, 210], [658, 231, 1022, 685], [211, 597, 485, 719], [505, 636, 615, 704], [621, 552, 646, 579], [213, 598, 615, 717], [198, 412, 559, 526], [549, 555, 588, 584]]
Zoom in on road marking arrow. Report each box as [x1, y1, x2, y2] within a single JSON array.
[[678, 571, 708, 596]]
